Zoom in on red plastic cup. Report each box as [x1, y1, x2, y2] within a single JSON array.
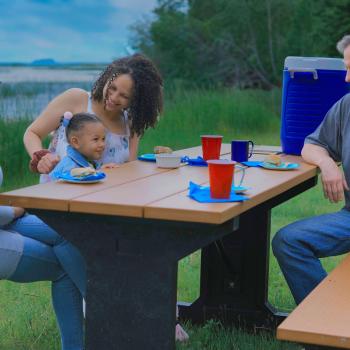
[[207, 159, 235, 199], [201, 135, 223, 161]]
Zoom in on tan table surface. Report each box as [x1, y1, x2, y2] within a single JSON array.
[[0, 144, 314, 224]]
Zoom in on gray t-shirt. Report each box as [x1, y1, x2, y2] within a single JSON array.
[[305, 93, 350, 209]]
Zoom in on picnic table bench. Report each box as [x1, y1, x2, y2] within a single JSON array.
[[277, 253, 350, 349]]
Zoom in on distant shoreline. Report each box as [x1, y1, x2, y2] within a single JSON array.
[[0, 62, 107, 70]]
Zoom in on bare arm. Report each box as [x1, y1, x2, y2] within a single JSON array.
[[129, 134, 140, 161], [24, 88, 88, 173], [302, 143, 349, 203], [24, 88, 87, 157]]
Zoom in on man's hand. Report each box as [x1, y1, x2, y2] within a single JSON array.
[[37, 153, 60, 174], [319, 157, 349, 203]]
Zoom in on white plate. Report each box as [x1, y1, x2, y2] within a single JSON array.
[[261, 162, 299, 171]]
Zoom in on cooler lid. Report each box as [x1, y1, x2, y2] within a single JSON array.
[[284, 56, 345, 70]]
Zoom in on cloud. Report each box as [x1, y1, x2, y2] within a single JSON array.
[[0, 0, 158, 62]]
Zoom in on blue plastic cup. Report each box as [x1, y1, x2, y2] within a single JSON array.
[[231, 140, 254, 162]]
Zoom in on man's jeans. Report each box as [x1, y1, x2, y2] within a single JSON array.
[[272, 209, 350, 305]]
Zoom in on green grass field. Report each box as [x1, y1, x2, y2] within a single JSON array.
[[0, 87, 344, 349]]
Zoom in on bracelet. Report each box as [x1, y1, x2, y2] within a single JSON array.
[[29, 149, 51, 173]]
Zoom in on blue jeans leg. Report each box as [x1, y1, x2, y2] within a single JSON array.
[[9, 235, 84, 350], [7, 214, 86, 297], [272, 209, 350, 304]]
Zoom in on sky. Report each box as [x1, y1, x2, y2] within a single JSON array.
[[0, 0, 158, 63]]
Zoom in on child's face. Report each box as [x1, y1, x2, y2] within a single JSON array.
[[71, 122, 106, 160]]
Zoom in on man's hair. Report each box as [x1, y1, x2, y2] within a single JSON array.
[[336, 35, 350, 54], [91, 53, 163, 137], [65, 112, 102, 141]]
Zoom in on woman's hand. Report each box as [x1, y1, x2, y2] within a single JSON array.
[[319, 157, 349, 203], [37, 153, 60, 174]]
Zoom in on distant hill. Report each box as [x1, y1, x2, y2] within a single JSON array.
[[31, 58, 57, 66]]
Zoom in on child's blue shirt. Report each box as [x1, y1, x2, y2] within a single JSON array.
[[50, 145, 100, 181]]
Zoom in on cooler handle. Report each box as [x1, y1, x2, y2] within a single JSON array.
[[288, 68, 318, 80]]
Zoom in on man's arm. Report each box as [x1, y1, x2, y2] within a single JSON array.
[[302, 143, 349, 203]]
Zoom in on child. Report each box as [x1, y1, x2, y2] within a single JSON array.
[[50, 112, 117, 180]]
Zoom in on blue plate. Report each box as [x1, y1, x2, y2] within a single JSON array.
[[58, 172, 106, 183], [261, 162, 299, 170], [232, 186, 251, 194], [138, 154, 156, 162]]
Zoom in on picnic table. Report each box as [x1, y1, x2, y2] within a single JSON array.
[[0, 144, 318, 350]]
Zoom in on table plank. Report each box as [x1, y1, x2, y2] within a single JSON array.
[[144, 155, 317, 223], [69, 165, 212, 216], [0, 161, 173, 210]]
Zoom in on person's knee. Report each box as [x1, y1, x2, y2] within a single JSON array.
[[272, 225, 296, 260]]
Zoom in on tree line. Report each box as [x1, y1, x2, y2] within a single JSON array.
[[130, 0, 350, 88]]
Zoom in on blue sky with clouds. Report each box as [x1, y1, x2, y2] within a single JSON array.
[[0, 0, 157, 63]]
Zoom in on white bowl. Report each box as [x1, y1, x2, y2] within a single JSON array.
[[155, 154, 182, 168]]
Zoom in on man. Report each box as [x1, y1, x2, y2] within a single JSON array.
[[273, 35, 350, 305]]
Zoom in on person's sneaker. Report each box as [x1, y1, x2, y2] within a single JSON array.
[[175, 323, 189, 342]]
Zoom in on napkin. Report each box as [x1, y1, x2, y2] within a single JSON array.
[[188, 181, 249, 203], [182, 156, 207, 166]]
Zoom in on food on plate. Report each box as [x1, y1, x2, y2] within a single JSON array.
[[154, 145, 173, 154], [264, 154, 282, 166], [70, 167, 97, 178]]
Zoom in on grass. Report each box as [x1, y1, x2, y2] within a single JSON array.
[[0, 85, 344, 349]]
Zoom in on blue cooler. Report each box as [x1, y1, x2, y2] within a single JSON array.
[[280, 56, 349, 155]]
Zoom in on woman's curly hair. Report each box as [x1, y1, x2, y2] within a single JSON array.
[[91, 54, 163, 137]]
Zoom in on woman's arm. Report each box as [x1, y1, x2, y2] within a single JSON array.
[[24, 88, 88, 173], [302, 143, 349, 203], [24, 88, 87, 158], [129, 134, 140, 161]]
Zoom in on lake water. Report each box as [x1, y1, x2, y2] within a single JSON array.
[[0, 66, 102, 119]]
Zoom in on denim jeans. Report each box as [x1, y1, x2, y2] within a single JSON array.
[[4, 214, 87, 350], [272, 209, 350, 304], [7, 214, 86, 297]]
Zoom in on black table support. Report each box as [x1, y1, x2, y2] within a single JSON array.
[[32, 210, 238, 350]]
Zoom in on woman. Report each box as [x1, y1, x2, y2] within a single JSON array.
[[0, 183, 85, 349], [23, 53, 189, 341], [24, 54, 163, 178]]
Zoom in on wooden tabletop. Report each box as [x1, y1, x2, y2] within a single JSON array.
[[0, 145, 318, 224]]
